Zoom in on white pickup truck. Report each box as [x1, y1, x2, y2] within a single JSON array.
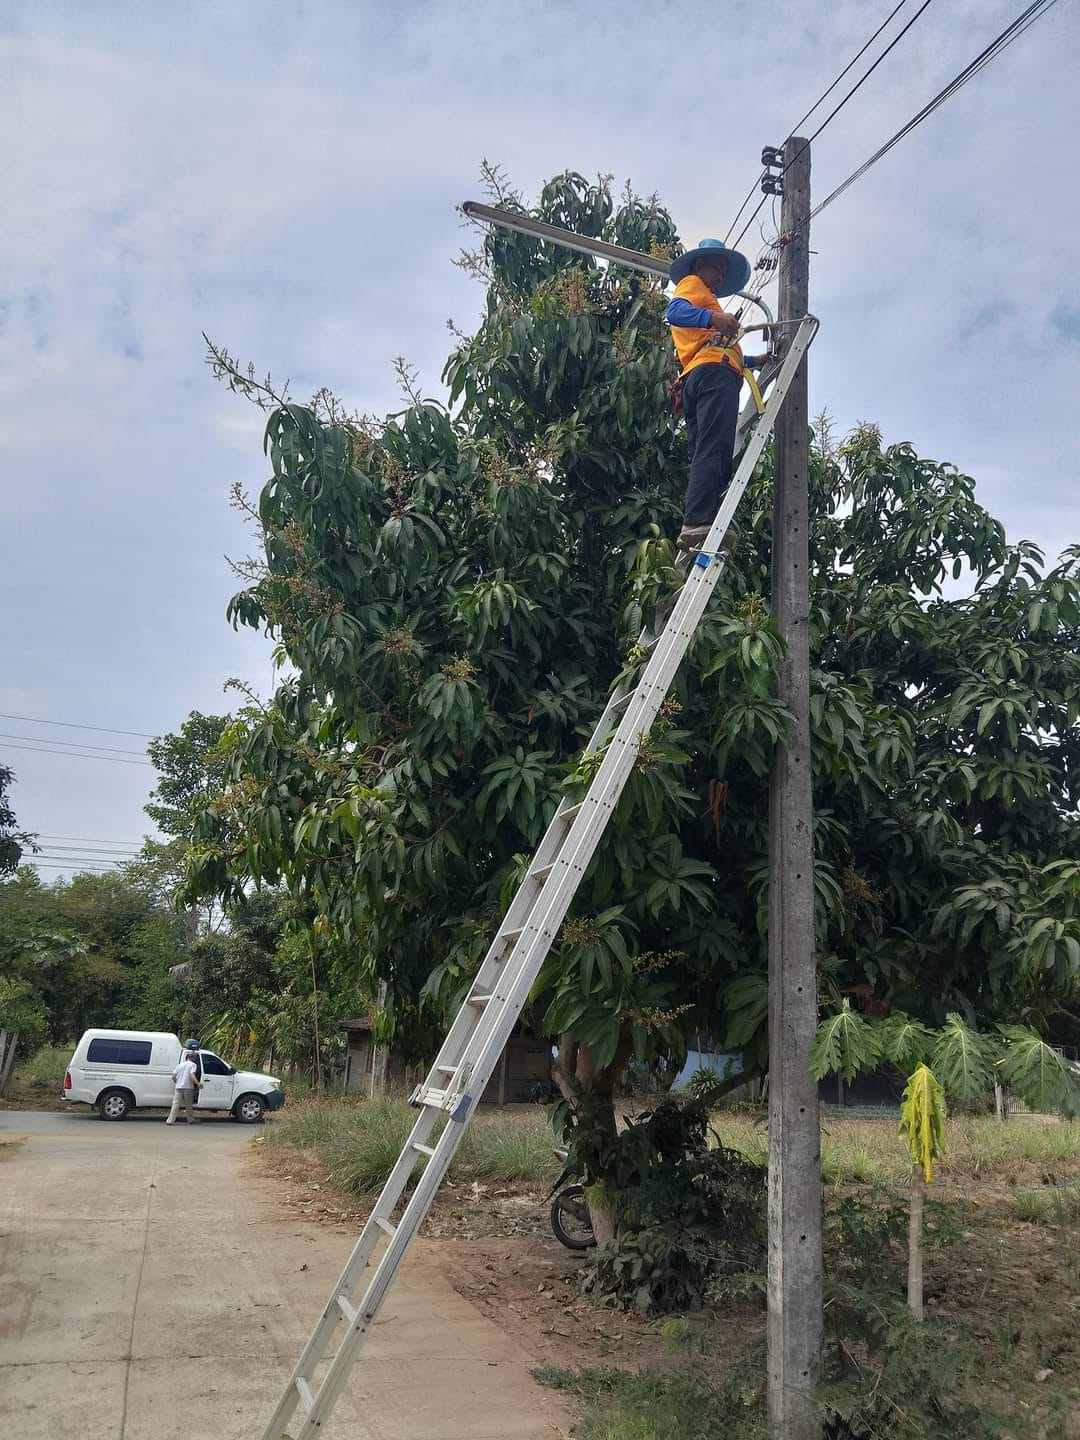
[[64, 1029, 285, 1122]]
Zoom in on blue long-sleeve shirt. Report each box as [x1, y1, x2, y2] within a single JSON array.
[[665, 296, 716, 328]]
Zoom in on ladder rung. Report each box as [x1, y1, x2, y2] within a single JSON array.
[[337, 1293, 358, 1326], [559, 802, 584, 823], [533, 862, 556, 878], [412, 1140, 437, 1157], [295, 1377, 315, 1415], [374, 1217, 397, 1238], [467, 993, 493, 1008], [610, 690, 635, 709], [434, 1063, 457, 1074], [412, 1085, 449, 1109]]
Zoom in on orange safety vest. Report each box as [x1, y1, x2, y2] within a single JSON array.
[[668, 275, 744, 379]]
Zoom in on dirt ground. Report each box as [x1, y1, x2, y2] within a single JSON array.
[[0, 1077, 67, 1111], [251, 1139, 701, 1372], [253, 1136, 1080, 1426]]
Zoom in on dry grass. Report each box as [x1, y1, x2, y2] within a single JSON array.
[[269, 1094, 1080, 1199], [267, 1095, 558, 1195], [711, 1111, 1080, 1187]]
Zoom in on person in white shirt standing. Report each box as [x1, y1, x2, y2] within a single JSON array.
[[166, 1050, 202, 1124]]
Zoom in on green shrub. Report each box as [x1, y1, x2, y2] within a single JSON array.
[[535, 1363, 767, 1440], [0, 979, 48, 1060], [823, 1291, 1006, 1440], [564, 1083, 766, 1314]]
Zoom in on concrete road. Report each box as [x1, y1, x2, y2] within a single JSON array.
[[0, 1111, 571, 1440]]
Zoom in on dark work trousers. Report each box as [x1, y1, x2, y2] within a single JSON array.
[[682, 362, 741, 527]]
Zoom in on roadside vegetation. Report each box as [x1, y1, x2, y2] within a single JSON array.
[[263, 1090, 1080, 1438], [265, 1090, 1080, 1193], [713, 1108, 1080, 1185], [267, 1093, 558, 1192]]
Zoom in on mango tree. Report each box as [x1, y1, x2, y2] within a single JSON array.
[[188, 170, 1080, 1213]]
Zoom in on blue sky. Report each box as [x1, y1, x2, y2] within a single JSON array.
[[1, 0, 1077, 874]]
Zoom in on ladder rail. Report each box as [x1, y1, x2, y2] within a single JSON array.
[[259, 314, 818, 1440]]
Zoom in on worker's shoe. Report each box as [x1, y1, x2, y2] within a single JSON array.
[[677, 524, 711, 550], [676, 522, 738, 553]]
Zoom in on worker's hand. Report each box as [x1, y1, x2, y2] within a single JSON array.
[[709, 312, 739, 341]]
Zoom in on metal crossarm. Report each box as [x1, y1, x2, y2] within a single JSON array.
[[259, 314, 818, 1440]]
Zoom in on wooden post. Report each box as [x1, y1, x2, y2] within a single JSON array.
[[0, 1029, 16, 1098], [766, 134, 823, 1440], [370, 982, 389, 1099]]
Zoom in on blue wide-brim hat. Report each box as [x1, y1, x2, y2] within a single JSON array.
[[669, 238, 751, 295]]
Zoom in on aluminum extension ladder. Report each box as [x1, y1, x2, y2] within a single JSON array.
[[260, 313, 818, 1439]]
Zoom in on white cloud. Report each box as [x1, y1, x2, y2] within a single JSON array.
[[1, 0, 1077, 848]]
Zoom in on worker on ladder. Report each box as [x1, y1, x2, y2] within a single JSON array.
[[666, 238, 766, 551]]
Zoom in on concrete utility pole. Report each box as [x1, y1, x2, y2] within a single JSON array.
[[766, 134, 823, 1439]]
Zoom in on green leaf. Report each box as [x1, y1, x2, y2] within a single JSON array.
[[930, 1014, 998, 1106], [811, 1001, 882, 1083], [997, 1025, 1080, 1115]]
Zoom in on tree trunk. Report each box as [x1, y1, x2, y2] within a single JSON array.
[[553, 1029, 634, 1237], [370, 983, 390, 1098], [907, 1167, 925, 1321], [585, 1182, 618, 1246]]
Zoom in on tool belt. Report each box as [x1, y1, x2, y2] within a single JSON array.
[[668, 343, 764, 418]]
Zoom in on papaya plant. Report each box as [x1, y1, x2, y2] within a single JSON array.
[[899, 1063, 945, 1321], [813, 1008, 1080, 1320]]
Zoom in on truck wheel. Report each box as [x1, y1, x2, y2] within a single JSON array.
[[233, 1093, 266, 1123], [98, 1089, 132, 1121]]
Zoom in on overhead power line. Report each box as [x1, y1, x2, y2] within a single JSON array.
[[35, 846, 142, 857], [36, 855, 127, 866], [31, 859, 125, 871], [731, 0, 937, 249], [0, 731, 148, 757], [0, 712, 157, 739], [725, 2, 910, 244], [809, 0, 1060, 223], [0, 741, 153, 767], [38, 834, 146, 847], [786, 0, 911, 139]]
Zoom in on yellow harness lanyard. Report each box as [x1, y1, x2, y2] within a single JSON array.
[[702, 337, 765, 414]]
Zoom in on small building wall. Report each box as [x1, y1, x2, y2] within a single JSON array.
[[343, 1034, 373, 1092], [341, 1023, 552, 1105], [480, 1034, 554, 1105]]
